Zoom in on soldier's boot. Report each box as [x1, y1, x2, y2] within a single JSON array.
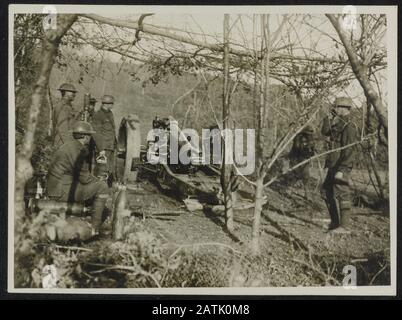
[[106, 150, 117, 187], [324, 193, 340, 231], [91, 194, 109, 234], [107, 174, 114, 188], [329, 198, 351, 234], [339, 199, 352, 229]]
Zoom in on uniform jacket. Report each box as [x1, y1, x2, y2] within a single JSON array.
[[47, 139, 97, 197], [321, 115, 357, 172], [53, 98, 77, 148], [92, 108, 116, 151]]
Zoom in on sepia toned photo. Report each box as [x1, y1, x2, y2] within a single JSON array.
[[8, 5, 397, 295]]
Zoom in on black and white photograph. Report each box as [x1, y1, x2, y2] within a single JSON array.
[[8, 5, 397, 295]]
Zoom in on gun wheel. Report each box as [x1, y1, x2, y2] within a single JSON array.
[[116, 114, 141, 183]]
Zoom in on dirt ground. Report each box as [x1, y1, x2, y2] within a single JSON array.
[[89, 170, 390, 287]]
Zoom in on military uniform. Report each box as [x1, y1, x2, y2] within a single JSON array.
[[92, 104, 117, 181], [47, 136, 110, 230], [53, 98, 77, 149], [321, 113, 357, 230]]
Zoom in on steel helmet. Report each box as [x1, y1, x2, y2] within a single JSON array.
[[301, 125, 314, 135], [89, 97, 97, 104], [101, 95, 114, 104], [334, 97, 353, 109], [58, 83, 77, 93], [70, 121, 96, 135]]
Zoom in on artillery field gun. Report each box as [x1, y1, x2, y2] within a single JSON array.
[[24, 112, 250, 242], [116, 115, 223, 205]]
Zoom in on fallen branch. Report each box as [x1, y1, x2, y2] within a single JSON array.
[[292, 258, 341, 285], [369, 263, 389, 285], [264, 134, 376, 188], [53, 245, 93, 252], [87, 262, 161, 288], [169, 242, 242, 259], [350, 258, 368, 263]]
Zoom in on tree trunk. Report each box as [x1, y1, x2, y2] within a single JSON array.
[[112, 186, 131, 240], [251, 14, 270, 255], [221, 14, 234, 233], [251, 175, 264, 254], [15, 14, 77, 245], [326, 14, 388, 133], [368, 151, 386, 202]]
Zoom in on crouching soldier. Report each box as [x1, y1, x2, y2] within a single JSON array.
[[321, 97, 357, 234], [46, 121, 110, 235]]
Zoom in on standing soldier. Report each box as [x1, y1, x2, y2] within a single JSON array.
[[53, 83, 78, 149], [46, 121, 110, 235], [92, 95, 117, 185], [321, 97, 357, 234]]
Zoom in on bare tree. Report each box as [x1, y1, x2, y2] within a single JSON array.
[[221, 14, 235, 233], [326, 14, 387, 135], [250, 14, 271, 254], [15, 14, 77, 247]]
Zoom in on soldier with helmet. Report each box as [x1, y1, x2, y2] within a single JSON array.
[[321, 96, 357, 234], [92, 95, 117, 185], [46, 121, 110, 234], [53, 83, 78, 149]]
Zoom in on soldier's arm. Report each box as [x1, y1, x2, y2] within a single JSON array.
[[112, 117, 117, 147], [336, 122, 357, 172], [321, 116, 332, 136], [54, 103, 71, 133], [53, 103, 61, 127], [79, 165, 97, 184], [75, 149, 98, 184]]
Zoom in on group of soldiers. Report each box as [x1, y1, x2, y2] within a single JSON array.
[[44, 81, 357, 237], [47, 83, 118, 235]]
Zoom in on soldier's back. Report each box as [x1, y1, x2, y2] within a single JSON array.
[[53, 99, 77, 148], [92, 108, 116, 149]]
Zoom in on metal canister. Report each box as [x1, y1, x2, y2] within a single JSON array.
[[32, 199, 90, 216], [94, 154, 109, 180]]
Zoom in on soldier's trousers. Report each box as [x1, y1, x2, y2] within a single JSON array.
[[322, 167, 352, 228], [105, 149, 116, 184], [48, 178, 110, 229]]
